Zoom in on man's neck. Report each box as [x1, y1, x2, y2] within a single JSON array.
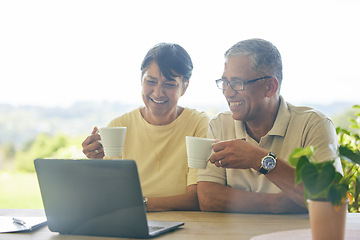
[[245, 97, 281, 142]]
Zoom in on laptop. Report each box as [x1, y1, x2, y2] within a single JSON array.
[[34, 159, 184, 238]]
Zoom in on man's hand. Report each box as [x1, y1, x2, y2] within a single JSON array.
[[209, 139, 267, 169]]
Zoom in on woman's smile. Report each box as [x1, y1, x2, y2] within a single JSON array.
[[150, 97, 167, 104]]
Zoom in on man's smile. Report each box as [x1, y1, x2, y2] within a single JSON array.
[[228, 101, 244, 107]]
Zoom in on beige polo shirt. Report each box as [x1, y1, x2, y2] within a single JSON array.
[[197, 96, 342, 194]]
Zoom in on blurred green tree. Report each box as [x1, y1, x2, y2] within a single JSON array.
[[336, 105, 360, 212], [14, 133, 85, 172]]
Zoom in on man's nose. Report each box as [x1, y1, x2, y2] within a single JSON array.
[[223, 83, 237, 99]]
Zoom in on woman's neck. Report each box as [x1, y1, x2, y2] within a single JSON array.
[[140, 106, 184, 125]]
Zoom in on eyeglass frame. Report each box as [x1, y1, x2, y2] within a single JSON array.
[[215, 76, 272, 91]]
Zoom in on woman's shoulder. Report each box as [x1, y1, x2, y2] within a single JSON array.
[[108, 108, 142, 127], [182, 107, 211, 121]]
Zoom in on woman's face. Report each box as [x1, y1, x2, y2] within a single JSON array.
[[141, 61, 187, 123]]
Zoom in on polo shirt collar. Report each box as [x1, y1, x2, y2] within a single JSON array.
[[234, 95, 290, 139], [267, 95, 290, 137]]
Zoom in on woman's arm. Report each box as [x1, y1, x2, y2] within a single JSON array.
[[146, 184, 199, 211]]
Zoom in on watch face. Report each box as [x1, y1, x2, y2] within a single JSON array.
[[262, 157, 276, 170]]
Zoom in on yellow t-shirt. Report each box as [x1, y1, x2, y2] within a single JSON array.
[[108, 107, 210, 197]]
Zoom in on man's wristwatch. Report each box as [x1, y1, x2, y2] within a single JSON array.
[[259, 152, 277, 174]]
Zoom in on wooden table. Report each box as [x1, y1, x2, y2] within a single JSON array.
[[1, 209, 359, 240]]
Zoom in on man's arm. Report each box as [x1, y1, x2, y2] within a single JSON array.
[[209, 140, 307, 209], [197, 181, 307, 213], [253, 154, 307, 208]]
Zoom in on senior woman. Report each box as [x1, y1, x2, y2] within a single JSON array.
[[82, 43, 210, 211]]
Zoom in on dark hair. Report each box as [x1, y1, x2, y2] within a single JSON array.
[[225, 38, 283, 91], [140, 43, 193, 83]]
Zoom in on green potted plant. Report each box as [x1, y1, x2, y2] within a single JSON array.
[[289, 105, 360, 240], [288, 146, 359, 207]]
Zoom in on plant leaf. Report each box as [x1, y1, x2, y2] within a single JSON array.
[[328, 183, 348, 206], [289, 146, 315, 167], [294, 156, 310, 185], [339, 145, 360, 165], [301, 162, 336, 195]]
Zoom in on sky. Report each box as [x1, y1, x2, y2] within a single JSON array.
[[1, 0, 359, 110]]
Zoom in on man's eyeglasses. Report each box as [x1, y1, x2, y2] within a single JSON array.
[[215, 76, 272, 91]]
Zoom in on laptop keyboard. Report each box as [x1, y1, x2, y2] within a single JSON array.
[[149, 226, 165, 232]]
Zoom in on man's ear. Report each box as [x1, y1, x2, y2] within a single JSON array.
[[181, 81, 189, 96], [266, 77, 279, 97]]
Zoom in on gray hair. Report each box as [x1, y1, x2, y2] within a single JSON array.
[[225, 38, 283, 91]]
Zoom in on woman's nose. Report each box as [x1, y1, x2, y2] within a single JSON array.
[[153, 83, 165, 97]]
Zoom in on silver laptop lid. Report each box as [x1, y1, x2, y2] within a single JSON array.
[[34, 159, 151, 238]]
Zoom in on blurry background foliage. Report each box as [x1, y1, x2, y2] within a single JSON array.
[[14, 133, 85, 172], [337, 105, 360, 213], [0, 133, 85, 209]]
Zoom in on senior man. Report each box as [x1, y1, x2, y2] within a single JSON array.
[[197, 38, 342, 213]]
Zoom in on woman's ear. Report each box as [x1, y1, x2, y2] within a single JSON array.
[[266, 77, 279, 97], [181, 81, 189, 96], [140, 73, 145, 86]]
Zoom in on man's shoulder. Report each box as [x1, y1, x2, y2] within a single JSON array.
[[286, 102, 329, 121], [210, 111, 234, 124]]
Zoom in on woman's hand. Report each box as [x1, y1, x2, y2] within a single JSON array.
[[82, 126, 104, 159]]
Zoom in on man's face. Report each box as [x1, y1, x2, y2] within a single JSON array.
[[221, 56, 268, 122]]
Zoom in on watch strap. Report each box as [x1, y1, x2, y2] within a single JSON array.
[[268, 152, 276, 159], [259, 166, 270, 174], [259, 152, 277, 175]]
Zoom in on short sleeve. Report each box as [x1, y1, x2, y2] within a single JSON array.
[[197, 117, 227, 185], [187, 168, 198, 186]]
